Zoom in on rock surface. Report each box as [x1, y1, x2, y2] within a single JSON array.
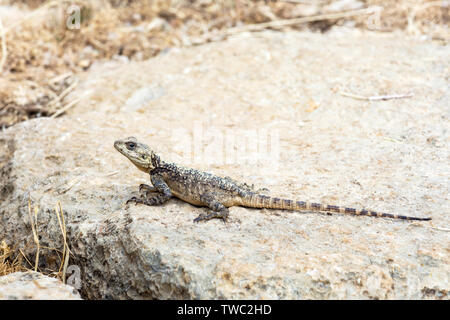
[[0, 29, 449, 299], [0, 271, 81, 300]]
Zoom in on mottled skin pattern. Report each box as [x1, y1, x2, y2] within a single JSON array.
[[114, 137, 431, 223]]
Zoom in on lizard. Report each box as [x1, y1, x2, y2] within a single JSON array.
[[114, 137, 432, 223]]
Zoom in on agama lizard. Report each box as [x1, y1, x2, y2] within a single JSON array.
[[114, 137, 431, 223]]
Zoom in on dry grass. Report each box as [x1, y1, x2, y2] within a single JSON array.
[[0, 200, 72, 283], [55, 201, 71, 283], [0, 240, 27, 276], [0, 0, 447, 128]]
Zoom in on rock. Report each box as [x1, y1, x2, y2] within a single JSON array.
[[0, 271, 81, 300], [0, 29, 448, 299]]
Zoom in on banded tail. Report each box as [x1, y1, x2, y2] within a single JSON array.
[[242, 194, 431, 221]]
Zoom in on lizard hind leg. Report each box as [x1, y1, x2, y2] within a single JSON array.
[[194, 193, 229, 223]]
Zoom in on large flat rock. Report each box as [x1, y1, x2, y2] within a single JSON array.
[[0, 29, 448, 299]]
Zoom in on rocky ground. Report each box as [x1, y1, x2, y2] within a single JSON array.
[[0, 28, 448, 299], [0, 271, 81, 299]]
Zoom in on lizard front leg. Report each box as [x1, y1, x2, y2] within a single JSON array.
[[138, 183, 159, 198], [193, 193, 229, 223], [127, 174, 172, 206], [139, 184, 158, 193]]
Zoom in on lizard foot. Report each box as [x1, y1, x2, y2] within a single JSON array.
[[127, 196, 166, 206], [126, 196, 142, 205], [193, 210, 229, 223]]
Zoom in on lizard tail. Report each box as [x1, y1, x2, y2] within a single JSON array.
[[241, 194, 431, 221]]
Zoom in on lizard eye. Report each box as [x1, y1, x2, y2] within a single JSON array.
[[141, 154, 147, 159], [126, 142, 136, 150]]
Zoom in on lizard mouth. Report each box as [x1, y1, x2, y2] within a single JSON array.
[[113, 140, 131, 159], [113, 140, 124, 153]]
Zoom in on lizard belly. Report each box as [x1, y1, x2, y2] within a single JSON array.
[[169, 187, 241, 207], [170, 189, 205, 206]]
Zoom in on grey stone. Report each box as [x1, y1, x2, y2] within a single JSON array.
[[0, 29, 448, 299]]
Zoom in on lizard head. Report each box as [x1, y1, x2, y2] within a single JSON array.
[[114, 137, 158, 172]]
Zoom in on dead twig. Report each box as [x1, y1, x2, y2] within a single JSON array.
[[47, 79, 79, 108], [50, 98, 80, 119], [226, 7, 378, 35], [193, 7, 379, 45], [18, 249, 34, 269], [28, 200, 40, 272], [105, 171, 119, 177], [340, 91, 414, 101], [428, 223, 450, 232], [55, 202, 71, 283]]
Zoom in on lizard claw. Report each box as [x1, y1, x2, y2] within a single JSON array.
[[126, 196, 139, 205], [193, 213, 207, 223]]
